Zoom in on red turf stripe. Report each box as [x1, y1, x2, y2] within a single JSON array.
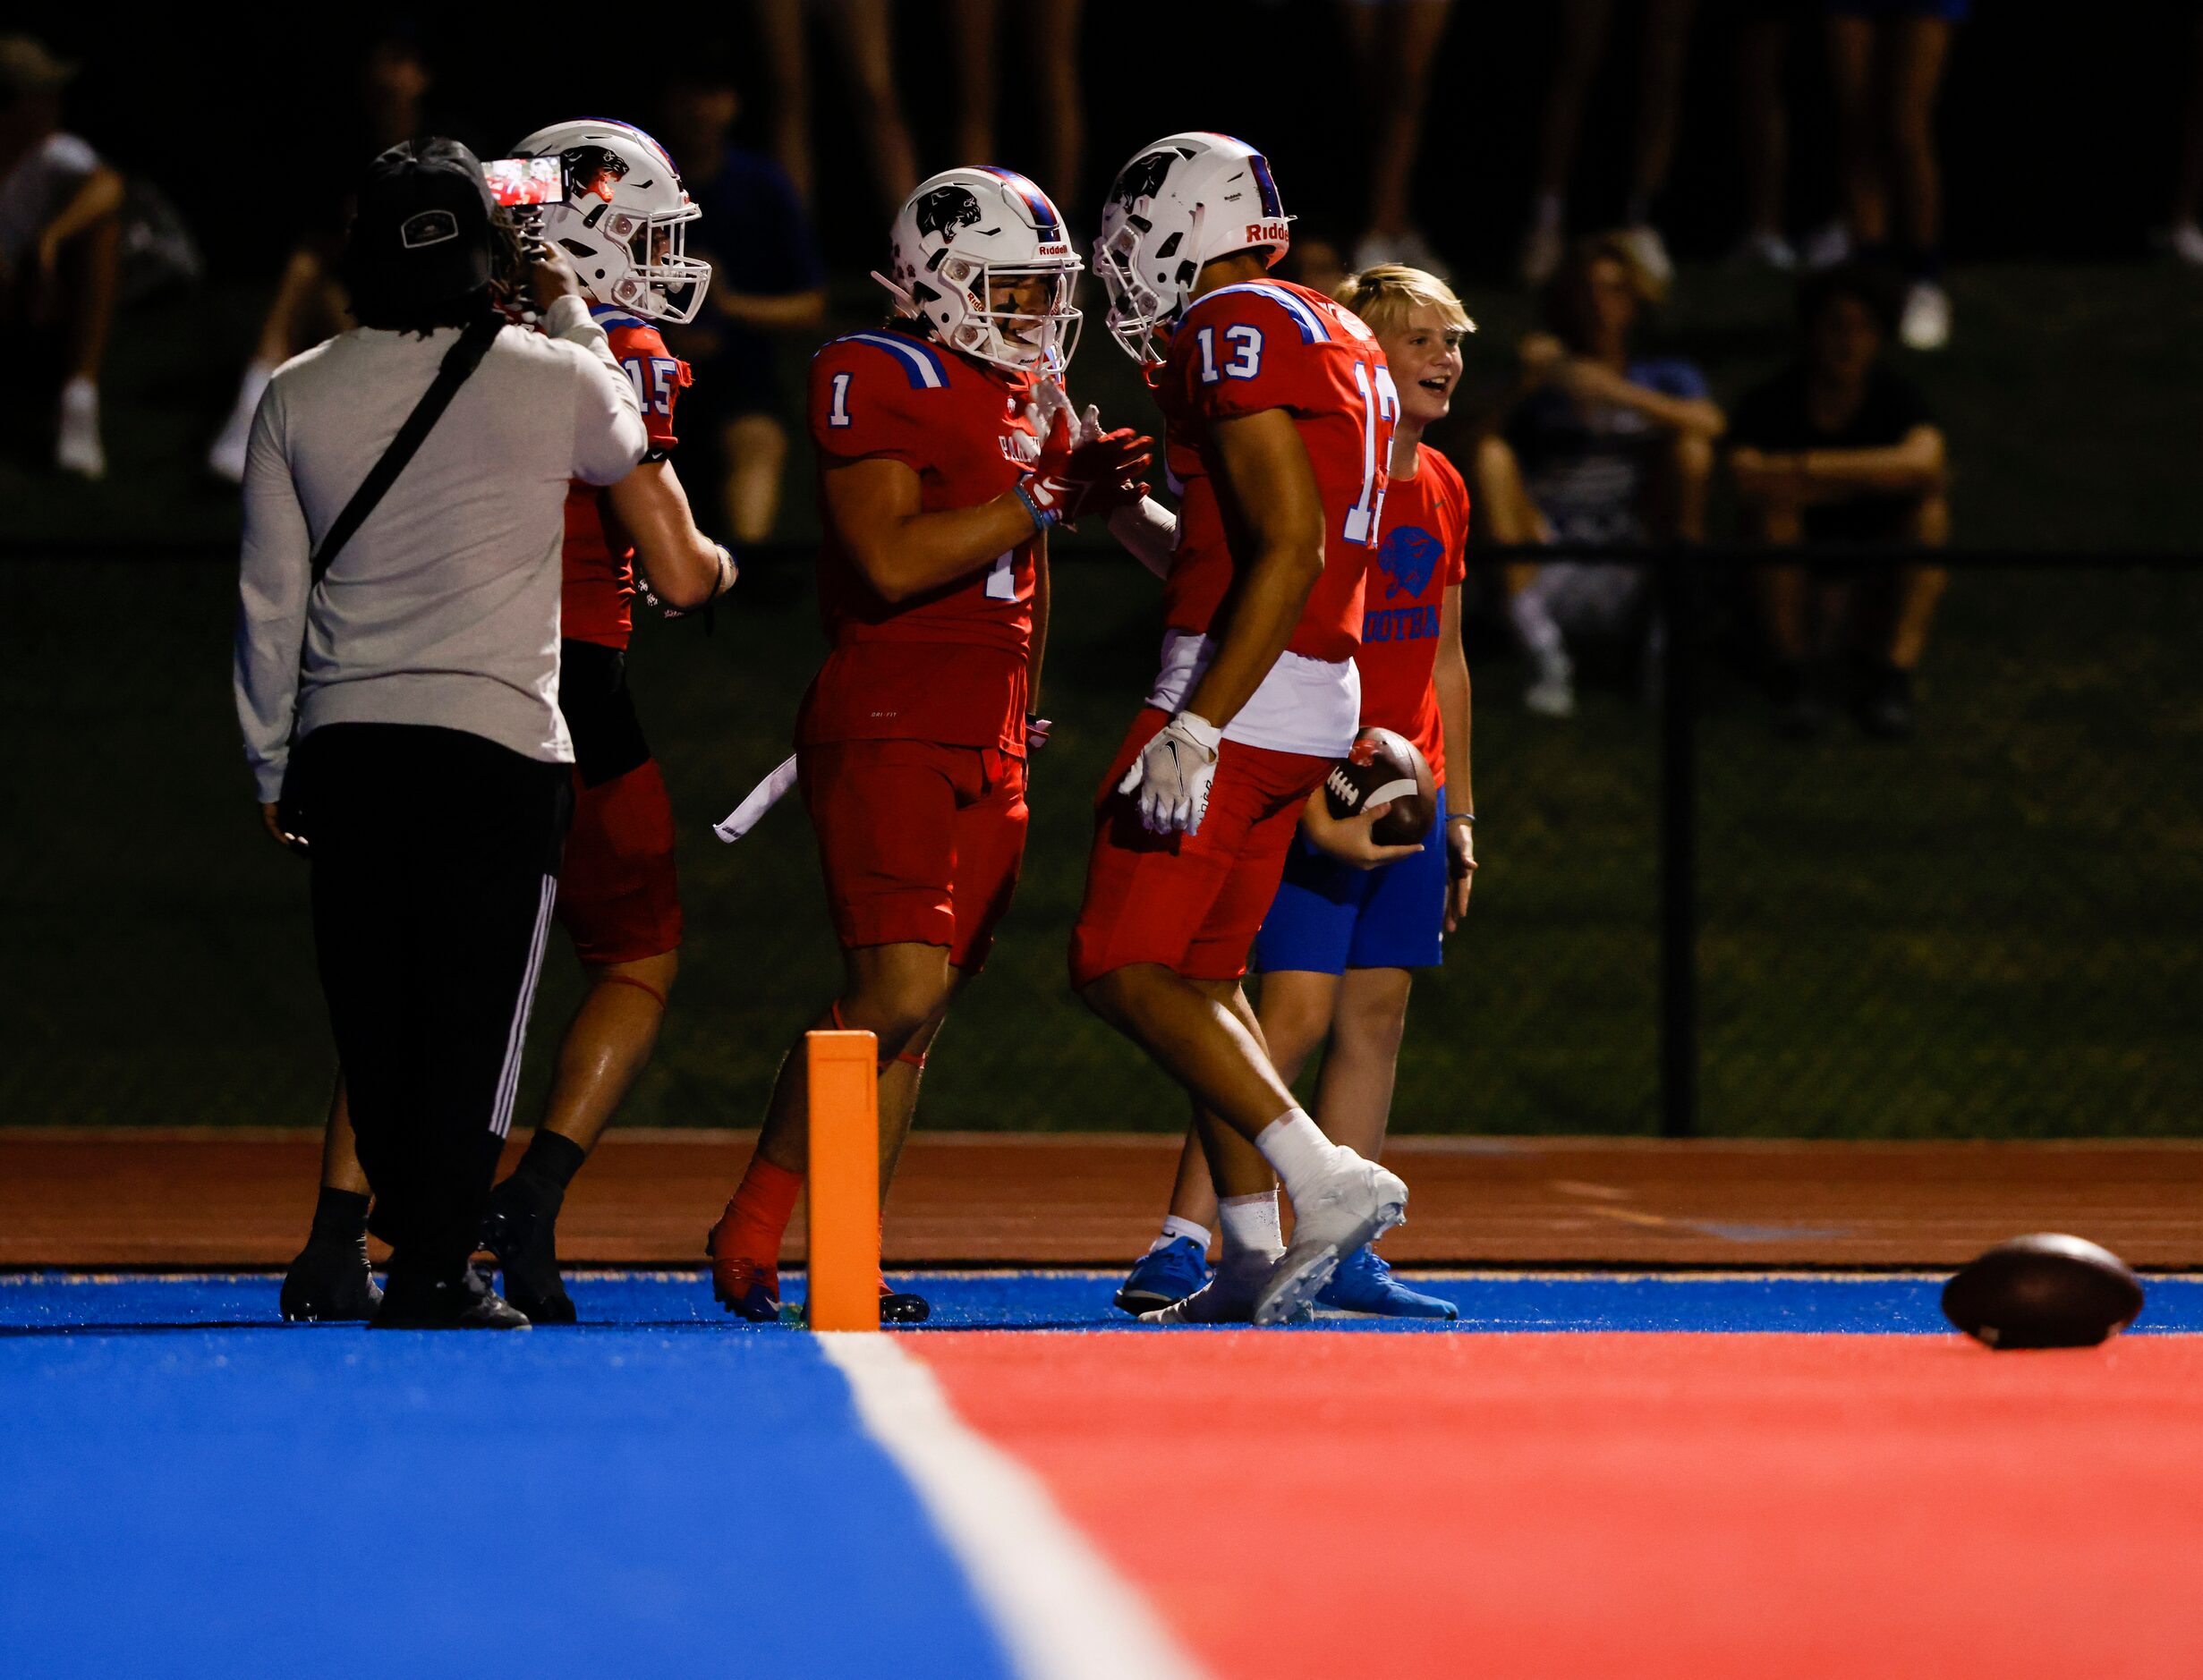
[[914, 1332, 2203, 1680]]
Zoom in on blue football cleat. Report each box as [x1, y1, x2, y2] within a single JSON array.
[[1314, 1245, 1458, 1320], [1113, 1235, 1213, 1317]]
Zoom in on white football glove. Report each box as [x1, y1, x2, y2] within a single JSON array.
[[1023, 378, 1077, 449], [1116, 710, 1223, 836]]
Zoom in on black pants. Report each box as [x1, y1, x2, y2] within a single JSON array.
[[287, 724, 572, 1282]]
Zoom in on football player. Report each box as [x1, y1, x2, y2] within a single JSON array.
[[1107, 264, 1478, 1320], [1066, 133, 1412, 1325], [705, 167, 1148, 1324], [278, 119, 735, 1326]]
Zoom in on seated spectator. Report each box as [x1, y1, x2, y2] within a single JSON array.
[[654, 61, 826, 546], [1729, 262, 1949, 739], [0, 36, 122, 479], [1475, 232, 1723, 716], [208, 32, 439, 483]]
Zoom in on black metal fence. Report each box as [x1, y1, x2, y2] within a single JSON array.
[[1, 543, 2197, 1140]]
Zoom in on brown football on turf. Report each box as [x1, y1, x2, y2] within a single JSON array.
[[1941, 1234, 2145, 1349], [1323, 726, 1436, 847]]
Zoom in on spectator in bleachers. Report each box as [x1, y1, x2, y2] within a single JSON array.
[[753, 0, 917, 212], [1729, 0, 1799, 269], [208, 33, 438, 483], [947, 0, 1087, 209], [1729, 262, 1949, 739], [1475, 233, 1723, 717], [1341, 0, 1455, 276], [655, 62, 827, 546], [1518, 0, 1700, 292], [1824, 0, 1965, 349], [0, 35, 122, 479]]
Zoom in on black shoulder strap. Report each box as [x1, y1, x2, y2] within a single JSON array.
[[308, 315, 504, 587]]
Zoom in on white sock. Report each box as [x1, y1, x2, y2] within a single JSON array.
[[1508, 587, 1566, 659], [1255, 1110, 1341, 1206], [1532, 191, 1564, 234], [1217, 1192, 1282, 1260], [1152, 1216, 1212, 1254], [59, 376, 98, 429]]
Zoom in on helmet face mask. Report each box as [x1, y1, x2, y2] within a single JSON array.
[[880, 168, 1084, 378], [1094, 133, 1291, 372], [511, 119, 713, 324]]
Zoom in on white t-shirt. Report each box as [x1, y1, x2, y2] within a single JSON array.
[[0, 131, 100, 266], [1144, 628, 1361, 759], [234, 295, 650, 802]]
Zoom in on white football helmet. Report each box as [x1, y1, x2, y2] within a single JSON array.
[[1094, 133, 1292, 370], [874, 166, 1083, 377], [510, 117, 712, 324]]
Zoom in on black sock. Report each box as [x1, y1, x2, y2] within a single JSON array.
[[505, 1131, 588, 1209], [308, 1186, 371, 1245]]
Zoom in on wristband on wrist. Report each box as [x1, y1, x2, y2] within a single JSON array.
[[1448, 810, 1476, 825], [1010, 481, 1054, 535]]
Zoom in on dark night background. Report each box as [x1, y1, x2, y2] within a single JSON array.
[[35, 4, 2203, 275]]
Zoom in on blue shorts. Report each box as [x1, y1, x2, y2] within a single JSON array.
[[1252, 785, 1450, 975]]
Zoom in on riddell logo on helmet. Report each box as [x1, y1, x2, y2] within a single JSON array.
[[1245, 220, 1289, 243], [1036, 242, 1072, 257]]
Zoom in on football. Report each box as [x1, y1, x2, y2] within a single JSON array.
[[1940, 1233, 2146, 1349], [1323, 726, 1436, 847]]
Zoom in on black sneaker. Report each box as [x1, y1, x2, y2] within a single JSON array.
[[1857, 660, 1917, 740], [481, 1181, 576, 1325], [880, 1285, 931, 1325], [279, 1235, 383, 1323], [1768, 660, 1832, 741], [370, 1267, 531, 1330]]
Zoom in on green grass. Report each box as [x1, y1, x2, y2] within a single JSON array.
[[4, 261, 2200, 1136]]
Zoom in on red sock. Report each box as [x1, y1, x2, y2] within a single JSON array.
[[716, 1156, 804, 1267]]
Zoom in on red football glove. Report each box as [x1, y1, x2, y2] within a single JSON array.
[[1022, 412, 1152, 529]]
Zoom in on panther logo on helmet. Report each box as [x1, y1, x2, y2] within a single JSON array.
[[560, 145, 629, 203], [915, 185, 984, 242], [1110, 148, 1187, 211]]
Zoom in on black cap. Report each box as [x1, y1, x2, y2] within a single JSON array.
[[344, 139, 496, 319]]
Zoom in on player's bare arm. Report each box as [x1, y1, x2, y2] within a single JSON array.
[[1433, 581, 1476, 929], [1182, 407, 1327, 729], [607, 462, 736, 611], [821, 454, 1046, 603]]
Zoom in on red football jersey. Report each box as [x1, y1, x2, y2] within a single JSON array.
[[562, 308, 690, 649], [1354, 443, 1469, 785], [1157, 279, 1399, 665], [798, 329, 1042, 752]]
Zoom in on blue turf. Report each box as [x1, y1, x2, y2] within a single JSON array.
[[6, 1269, 2201, 1334], [0, 1309, 1015, 1680], [4, 1274, 2196, 1675]]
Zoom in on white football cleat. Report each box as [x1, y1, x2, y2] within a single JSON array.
[[1141, 1251, 1304, 1326], [1255, 1150, 1408, 1327]]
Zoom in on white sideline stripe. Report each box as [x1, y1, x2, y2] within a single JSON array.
[[490, 874, 558, 1138], [820, 1336, 1210, 1680]]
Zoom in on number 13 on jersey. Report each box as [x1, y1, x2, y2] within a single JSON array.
[[1342, 361, 1400, 547]]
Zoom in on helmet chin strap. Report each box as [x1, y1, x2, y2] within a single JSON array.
[[870, 269, 922, 316]]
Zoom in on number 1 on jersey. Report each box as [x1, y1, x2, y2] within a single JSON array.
[[1341, 361, 1400, 547], [828, 371, 854, 428]]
